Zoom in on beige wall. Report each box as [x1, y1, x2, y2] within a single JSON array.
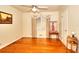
[[60, 6, 69, 47], [0, 5, 23, 49], [68, 6, 79, 39], [68, 6, 79, 51], [60, 6, 79, 51], [22, 12, 59, 38]]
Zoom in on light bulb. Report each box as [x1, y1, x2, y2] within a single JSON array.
[[32, 6, 37, 12], [72, 32, 76, 35]]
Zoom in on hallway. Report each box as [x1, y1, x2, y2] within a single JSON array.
[[0, 38, 73, 53]]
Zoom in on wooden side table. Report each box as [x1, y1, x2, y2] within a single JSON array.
[[67, 36, 78, 53], [49, 31, 59, 39]]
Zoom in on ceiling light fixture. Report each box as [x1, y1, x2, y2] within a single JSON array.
[[32, 6, 37, 12]]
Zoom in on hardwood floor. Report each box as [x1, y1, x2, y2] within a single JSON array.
[[0, 38, 73, 53]]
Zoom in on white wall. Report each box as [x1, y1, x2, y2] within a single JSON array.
[[0, 5, 23, 49], [23, 12, 59, 38], [60, 6, 79, 51], [68, 6, 79, 39], [68, 6, 79, 51], [60, 6, 69, 47]]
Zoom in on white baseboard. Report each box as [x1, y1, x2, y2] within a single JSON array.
[[0, 36, 22, 49]]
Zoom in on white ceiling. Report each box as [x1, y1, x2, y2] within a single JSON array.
[[11, 5, 62, 12]]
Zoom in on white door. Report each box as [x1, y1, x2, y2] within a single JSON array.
[[36, 16, 46, 38]]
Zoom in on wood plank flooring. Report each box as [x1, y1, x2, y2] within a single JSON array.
[[0, 38, 73, 53]]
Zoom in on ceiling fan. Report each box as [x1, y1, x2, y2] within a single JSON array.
[[21, 5, 48, 12]]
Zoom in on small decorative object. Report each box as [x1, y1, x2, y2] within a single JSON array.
[[71, 32, 76, 37], [67, 36, 78, 53], [0, 11, 12, 24], [67, 32, 78, 53]]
